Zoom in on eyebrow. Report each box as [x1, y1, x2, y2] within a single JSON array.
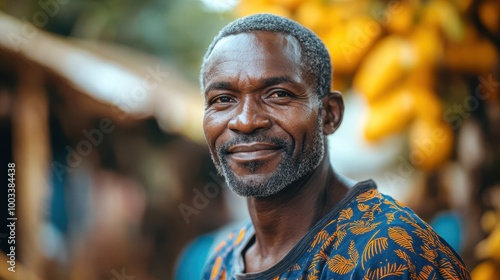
[[260, 76, 296, 89], [204, 81, 232, 94], [204, 76, 296, 95]]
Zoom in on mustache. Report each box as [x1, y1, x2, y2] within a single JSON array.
[[217, 134, 291, 155]]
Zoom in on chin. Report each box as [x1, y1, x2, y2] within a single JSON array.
[[225, 172, 289, 198]]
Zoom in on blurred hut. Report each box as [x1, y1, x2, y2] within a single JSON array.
[[0, 12, 228, 280]]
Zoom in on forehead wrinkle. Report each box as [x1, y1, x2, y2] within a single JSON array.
[[200, 14, 333, 99], [204, 32, 306, 91], [210, 32, 302, 61]]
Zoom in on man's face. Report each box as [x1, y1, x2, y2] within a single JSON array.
[[202, 31, 325, 197]]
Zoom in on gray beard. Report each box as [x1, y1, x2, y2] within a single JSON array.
[[212, 114, 325, 198]]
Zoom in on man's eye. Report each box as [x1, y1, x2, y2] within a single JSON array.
[[270, 91, 290, 98], [214, 96, 233, 103]]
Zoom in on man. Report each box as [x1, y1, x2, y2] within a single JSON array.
[[200, 14, 470, 279]]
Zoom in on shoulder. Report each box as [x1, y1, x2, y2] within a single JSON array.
[[312, 188, 470, 279], [201, 222, 253, 279], [376, 195, 470, 279], [357, 191, 470, 276]]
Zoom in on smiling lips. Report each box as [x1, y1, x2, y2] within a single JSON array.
[[227, 143, 282, 161]]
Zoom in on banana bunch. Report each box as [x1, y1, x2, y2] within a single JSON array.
[[472, 211, 500, 279], [236, 0, 499, 171]]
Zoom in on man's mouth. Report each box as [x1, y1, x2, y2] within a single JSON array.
[[226, 142, 282, 161]]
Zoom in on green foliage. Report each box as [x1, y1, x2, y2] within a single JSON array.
[[0, 0, 234, 82]]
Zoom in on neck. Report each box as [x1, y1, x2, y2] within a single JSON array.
[[244, 154, 354, 268]]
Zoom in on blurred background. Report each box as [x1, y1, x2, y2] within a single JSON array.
[[0, 0, 498, 279]]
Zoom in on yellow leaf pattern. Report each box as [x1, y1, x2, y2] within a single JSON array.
[[310, 229, 328, 249], [219, 269, 226, 280], [203, 185, 471, 280], [395, 248, 416, 278], [210, 257, 222, 280], [327, 254, 355, 274], [438, 259, 460, 280], [349, 220, 381, 235], [414, 227, 437, 247], [348, 240, 359, 264], [361, 203, 382, 221], [420, 243, 438, 263], [417, 265, 435, 280], [388, 226, 415, 253], [361, 230, 388, 269], [319, 230, 338, 253], [395, 249, 408, 260], [356, 189, 381, 203], [215, 241, 226, 252], [365, 263, 408, 279], [358, 203, 370, 211], [385, 212, 395, 224], [307, 269, 318, 280], [339, 208, 353, 222], [332, 229, 347, 250]]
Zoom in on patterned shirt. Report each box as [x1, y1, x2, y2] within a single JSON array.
[[202, 180, 470, 279]]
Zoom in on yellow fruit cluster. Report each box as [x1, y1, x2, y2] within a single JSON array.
[[236, 0, 499, 171], [472, 211, 500, 279]]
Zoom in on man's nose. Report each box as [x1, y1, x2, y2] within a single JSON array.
[[228, 97, 271, 134]]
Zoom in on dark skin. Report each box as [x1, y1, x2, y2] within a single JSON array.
[[203, 31, 356, 273]]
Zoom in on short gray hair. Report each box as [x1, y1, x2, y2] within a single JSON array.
[[200, 13, 332, 98]]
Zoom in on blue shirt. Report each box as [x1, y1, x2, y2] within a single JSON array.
[[202, 180, 470, 279]]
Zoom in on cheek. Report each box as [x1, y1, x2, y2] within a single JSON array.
[[203, 112, 229, 148], [293, 110, 322, 151], [278, 106, 319, 136]]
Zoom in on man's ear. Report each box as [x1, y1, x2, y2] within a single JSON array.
[[321, 90, 344, 135]]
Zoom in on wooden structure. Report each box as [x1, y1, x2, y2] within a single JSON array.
[[0, 12, 206, 279]]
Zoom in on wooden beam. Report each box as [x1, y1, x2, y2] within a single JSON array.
[[12, 64, 50, 279]]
